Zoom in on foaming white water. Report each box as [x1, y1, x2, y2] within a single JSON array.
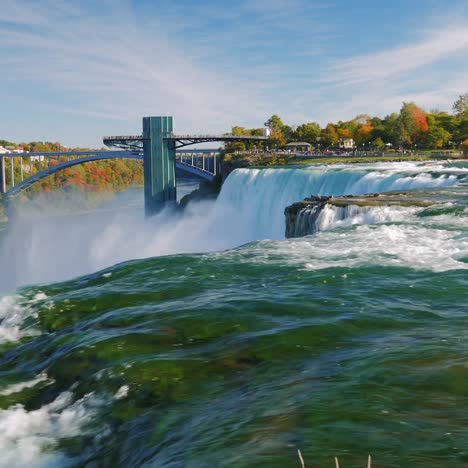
[[315, 205, 418, 232], [0, 293, 46, 342], [0, 392, 100, 468], [218, 165, 461, 239], [233, 223, 468, 272], [276, 223, 468, 272], [0, 374, 51, 396], [0, 162, 465, 289]]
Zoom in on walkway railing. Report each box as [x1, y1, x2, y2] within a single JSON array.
[[0, 149, 218, 195]]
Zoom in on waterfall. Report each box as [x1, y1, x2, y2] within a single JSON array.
[[1, 162, 465, 290], [288, 204, 419, 237], [217, 164, 462, 240]]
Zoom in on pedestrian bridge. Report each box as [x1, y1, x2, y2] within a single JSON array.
[[1, 115, 266, 215], [0, 148, 220, 199]]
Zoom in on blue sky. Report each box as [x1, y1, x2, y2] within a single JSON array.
[[0, 0, 467, 147]]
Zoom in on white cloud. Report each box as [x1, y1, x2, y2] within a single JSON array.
[[0, 0, 466, 145], [316, 19, 468, 121], [0, 0, 268, 138], [326, 25, 468, 86]]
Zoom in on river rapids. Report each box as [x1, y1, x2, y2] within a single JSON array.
[[0, 161, 467, 467]]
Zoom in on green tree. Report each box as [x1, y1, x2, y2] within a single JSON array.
[[424, 115, 451, 148], [454, 115, 468, 144], [265, 115, 285, 131], [380, 113, 400, 146], [294, 122, 321, 144], [373, 137, 385, 149], [320, 123, 339, 147], [265, 115, 290, 147]]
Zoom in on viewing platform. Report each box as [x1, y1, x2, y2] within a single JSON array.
[[103, 133, 267, 150]]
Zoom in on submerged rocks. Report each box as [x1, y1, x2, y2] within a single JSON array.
[[284, 196, 331, 238], [285, 192, 437, 238]]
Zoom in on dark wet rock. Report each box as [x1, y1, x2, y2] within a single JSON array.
[[285, 192, 437, 238]]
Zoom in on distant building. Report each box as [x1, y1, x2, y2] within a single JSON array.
[[0, 146, 43, 161], [30, 155, 45, 162], [0, 146, 28, 154], [339, 138, 355, 149], [284, 142, 312, 152]]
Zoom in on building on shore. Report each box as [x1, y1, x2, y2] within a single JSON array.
[[284, 142, 312, 152], [339, 138, 355, 149]]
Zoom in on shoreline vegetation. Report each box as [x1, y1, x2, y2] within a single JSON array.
[[0, 140, 143, 218], [223, 151, 464, 173], [222, 96, 467, 173]]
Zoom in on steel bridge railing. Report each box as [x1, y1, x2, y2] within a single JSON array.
[[0, 149, 219, 195]]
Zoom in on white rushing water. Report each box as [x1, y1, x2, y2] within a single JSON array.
[[0, 391, 101, 468], [218, 164, 462, 239], [0, 161, 466, 290]]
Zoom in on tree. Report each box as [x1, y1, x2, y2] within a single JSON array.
[[267, 130, 286, 148], [265, 115, 285, 132], [354, 123, 373, 146], [424, 115, 451, 148], [337, 120, 359, 136], [453, 94, 468, 116], [373, 137, 385, 149], [294, 122, 321, 144], [231, 126, 251, 136], [353, 114, 372, 125], [454, 116, 468, 144], [430, 111, 457, 135], [264, 115, 289, 147], [398, 102, 429, 146], [461, 139, 468, 156], [337, 128, 353, 140], [381, 113, 400, 146], [320, 123, 339, 147]]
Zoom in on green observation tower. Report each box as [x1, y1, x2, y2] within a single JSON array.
[[142, 116, 176, 216], [103, 116, 267, 217]]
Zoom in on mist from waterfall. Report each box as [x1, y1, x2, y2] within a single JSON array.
[[0, 161, 465, 291]]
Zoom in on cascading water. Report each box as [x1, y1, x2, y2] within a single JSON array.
[[0, 162, 465, 290], [217, 163, 463, 239], [289, 203, 419, 237]]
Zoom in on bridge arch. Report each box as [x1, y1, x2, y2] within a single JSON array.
[[5, 153, 143, 198], [5, 152, 214, 198]]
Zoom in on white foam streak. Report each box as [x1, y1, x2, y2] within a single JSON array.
[[0, 374, 51, 396], [282, 224, 468, 272], [315, 205, 418, 232], [0, 392, 99, 468], [0, 293, 46, 343]]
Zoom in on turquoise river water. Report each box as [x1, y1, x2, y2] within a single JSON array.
[[0, 161, 467, 467]]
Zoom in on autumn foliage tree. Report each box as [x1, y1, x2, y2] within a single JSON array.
[[398, 102, 429, 146]]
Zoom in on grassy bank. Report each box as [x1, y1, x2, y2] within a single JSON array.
[[223, 151, 466, 174], [287, 153, 464, 166]]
